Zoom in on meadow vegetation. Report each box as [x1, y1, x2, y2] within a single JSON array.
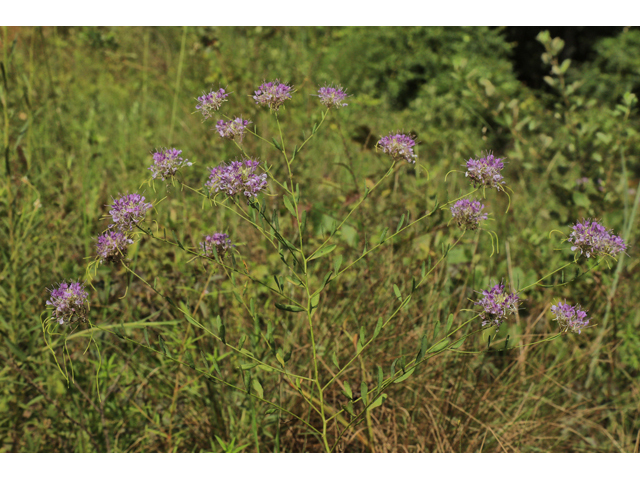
[[1, 26, 639, 452]]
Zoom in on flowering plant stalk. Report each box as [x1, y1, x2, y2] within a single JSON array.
[[44, 79, 629, 453]]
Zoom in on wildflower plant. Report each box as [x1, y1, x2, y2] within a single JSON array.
[[43, 75, 633, 453]]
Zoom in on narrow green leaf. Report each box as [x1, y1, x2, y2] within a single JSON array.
[[343, 381, 353, 400], [431, 338, 450, 353], [393, 284, 402, 301], [360, 382, 369, 405], [159, 336, 167, 356], [252, 379, 264, 399], [272, 137, 282, 151], [333, 255, 343, 274], [379, 227, 389, 244], [331, 351, 340, 369], [283, 195, 297, 218], [450, 338, 465, 349], [445, 313, 454, 334], [257, 364, 274, 373], [310, 244, 337, 261], [275, 303, 306, 313], [240, 363, 257, 370], [344, 401, 356, 417], [377, 366, 383, 393], [373, 318, 383, 339], [415, 334, 428, 363], [368, 394, 387, 411], [394, 367, 415, 384], [396, 214, 405, 233], [276, 352, 285, 367]]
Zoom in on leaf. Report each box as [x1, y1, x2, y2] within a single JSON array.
[[272, 137, 282, 151], [331, 351, 340, 369], [333, 255, 343, 274], [310, 293, 320, 310], [276, 352, 285, 367], [368, 394, 387, 411], [275, 303, 306, 313], [445, 313, 454, 334], [240, 363, 257, 370], [450, 338, 465, 349], [373, 318, 383, 340], [394, 367, 415, 384], [379, 227, 389, 244], [344, 401, 356, 417], [158, 336, 167, 356], [396, 214, 405, 233], [257, 364, 274, 373], [377, 366, 383, 393], [343, 381, 353, 400], [393, 284, 402, 301], [283, 195, 297, 218], [252, 379, 264, 399], [431, 338, 451, 353], [415, 334, 428, 363], [309, 244, 337, 261], [360, 382, 369, 405]]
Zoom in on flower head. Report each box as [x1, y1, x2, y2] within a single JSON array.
[[149, 148, 192, 181], [568, 219, 626, 259], [253, 80, 293, 111], [475, 282, 519, 329], [465, 153, 505, 190], [196, 88, 229, 119], [205, 158, 267, 198], [450, 199, 488, 230], [216, 117, 251, 142], [46, 282, 89, 325], [551, 301, 589, 334], [200, 233, 233, 259], [108, 194, 152, 232], [316, 84, 349, 109], [96, 231, 134, 264], [377, 132, 417, 164]]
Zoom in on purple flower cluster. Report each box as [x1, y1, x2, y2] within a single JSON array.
[[450, 199, 488, 230], [216, 117, 251, 142], [465, 153, 505, 190], [46, 282, 89, 325], [377, 133, 417, 164], [96, 231, 134, 264], [253, 80, 293, 111], [205, 158, 267, 198], [108, 194, 153, 232], [551, 301, 589, 334], [149, 148, 192, 181], [200, 233, 233, 259], [475, 282, 520, 329], [568, 219, 626, 259], [196, 88, 229, 119], [316, 85, 349, 109]]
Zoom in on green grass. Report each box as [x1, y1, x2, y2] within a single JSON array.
[[1, 26, 639, 452]]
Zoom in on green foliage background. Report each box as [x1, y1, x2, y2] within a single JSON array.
[[1, 26, 639, 452]]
